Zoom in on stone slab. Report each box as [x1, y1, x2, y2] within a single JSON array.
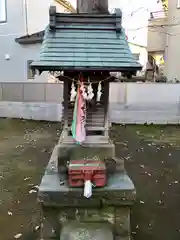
[[40, 201, 132, 239], [59, 135, 110, 144], [60, 222, 113, 240], [57, 141, 115, 169], [40, 199, 132, 239], [38, 136, 135, 239], [38, 144, 135, 207], [38, 171, 136, 207]]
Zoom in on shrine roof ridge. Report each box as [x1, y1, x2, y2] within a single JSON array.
[[49, 6, 122, 33]]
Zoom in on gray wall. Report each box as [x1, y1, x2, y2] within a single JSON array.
[[109, 83, 180, 124], [0, 0, 42, 82], [0, 82, 63, 121], [0, 82, 180, 124], [0, 82, 63, 102]]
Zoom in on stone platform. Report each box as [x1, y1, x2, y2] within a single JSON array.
[[57, 136, 116, 173], [38, 143, 136, 239], [60, 222, 114, 240]]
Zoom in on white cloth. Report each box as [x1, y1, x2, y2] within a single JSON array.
[[84, 180, 92, 198]]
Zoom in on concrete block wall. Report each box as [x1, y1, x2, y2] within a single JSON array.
[[0, 82, 63, 102], [0, 102, 62, 121], [0, 83, 63, 122], [109, 83, 180, 124], [0, 82, 180, 124]]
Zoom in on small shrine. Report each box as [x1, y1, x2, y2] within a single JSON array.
[[31, 5, 141, 240]]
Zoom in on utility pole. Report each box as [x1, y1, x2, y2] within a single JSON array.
[[77, 0, 109, 13]]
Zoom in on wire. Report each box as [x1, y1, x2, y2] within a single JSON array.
[[126, 7, 149, 17], [127, 22, 180, 31], [4, 5, 180, 39], [148, 28, 180, 36], [149, 23, 180, 28]]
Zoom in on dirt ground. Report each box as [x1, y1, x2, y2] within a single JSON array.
[[0, 120, 180, 240], [0, 119, 61, 240], [112, 124, 180, 240]]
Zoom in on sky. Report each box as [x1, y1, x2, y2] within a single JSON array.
[[110, 0, 162, 46], [70, 0, 163, 46]]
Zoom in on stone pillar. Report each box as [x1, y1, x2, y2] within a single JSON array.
[[77, 0, 109, 13]]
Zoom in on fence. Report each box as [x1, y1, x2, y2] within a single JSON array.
[[0, 82, 180, 124]]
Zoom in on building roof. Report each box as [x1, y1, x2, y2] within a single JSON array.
[[15, 31, 44, 44], [31, 7, 142, 72]]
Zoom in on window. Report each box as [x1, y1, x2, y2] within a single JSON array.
[[0, 0, 7, 23], [133, 53, 140, 61], [27, 60, 36, 79]]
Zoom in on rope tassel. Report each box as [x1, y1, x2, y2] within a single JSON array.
[[87, 78, 94, 101], [70, 80, 77, 102], [96, 81, 102, 102]]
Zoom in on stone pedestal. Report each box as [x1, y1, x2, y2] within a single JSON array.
[[60, 222, 113, 240], [38, 141, 136, 240], [57, 136, 116, 173]]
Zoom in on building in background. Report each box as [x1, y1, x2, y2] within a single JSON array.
[[0, 0, 75, 82], [147, 0, 180, 81], [164, 0, 180, 81], [128, 42, 147, 74], [0, 0, 148, 82], [147, 10, 167, 80]]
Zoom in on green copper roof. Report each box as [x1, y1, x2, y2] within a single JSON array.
[[31, 8, 142, 73]]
